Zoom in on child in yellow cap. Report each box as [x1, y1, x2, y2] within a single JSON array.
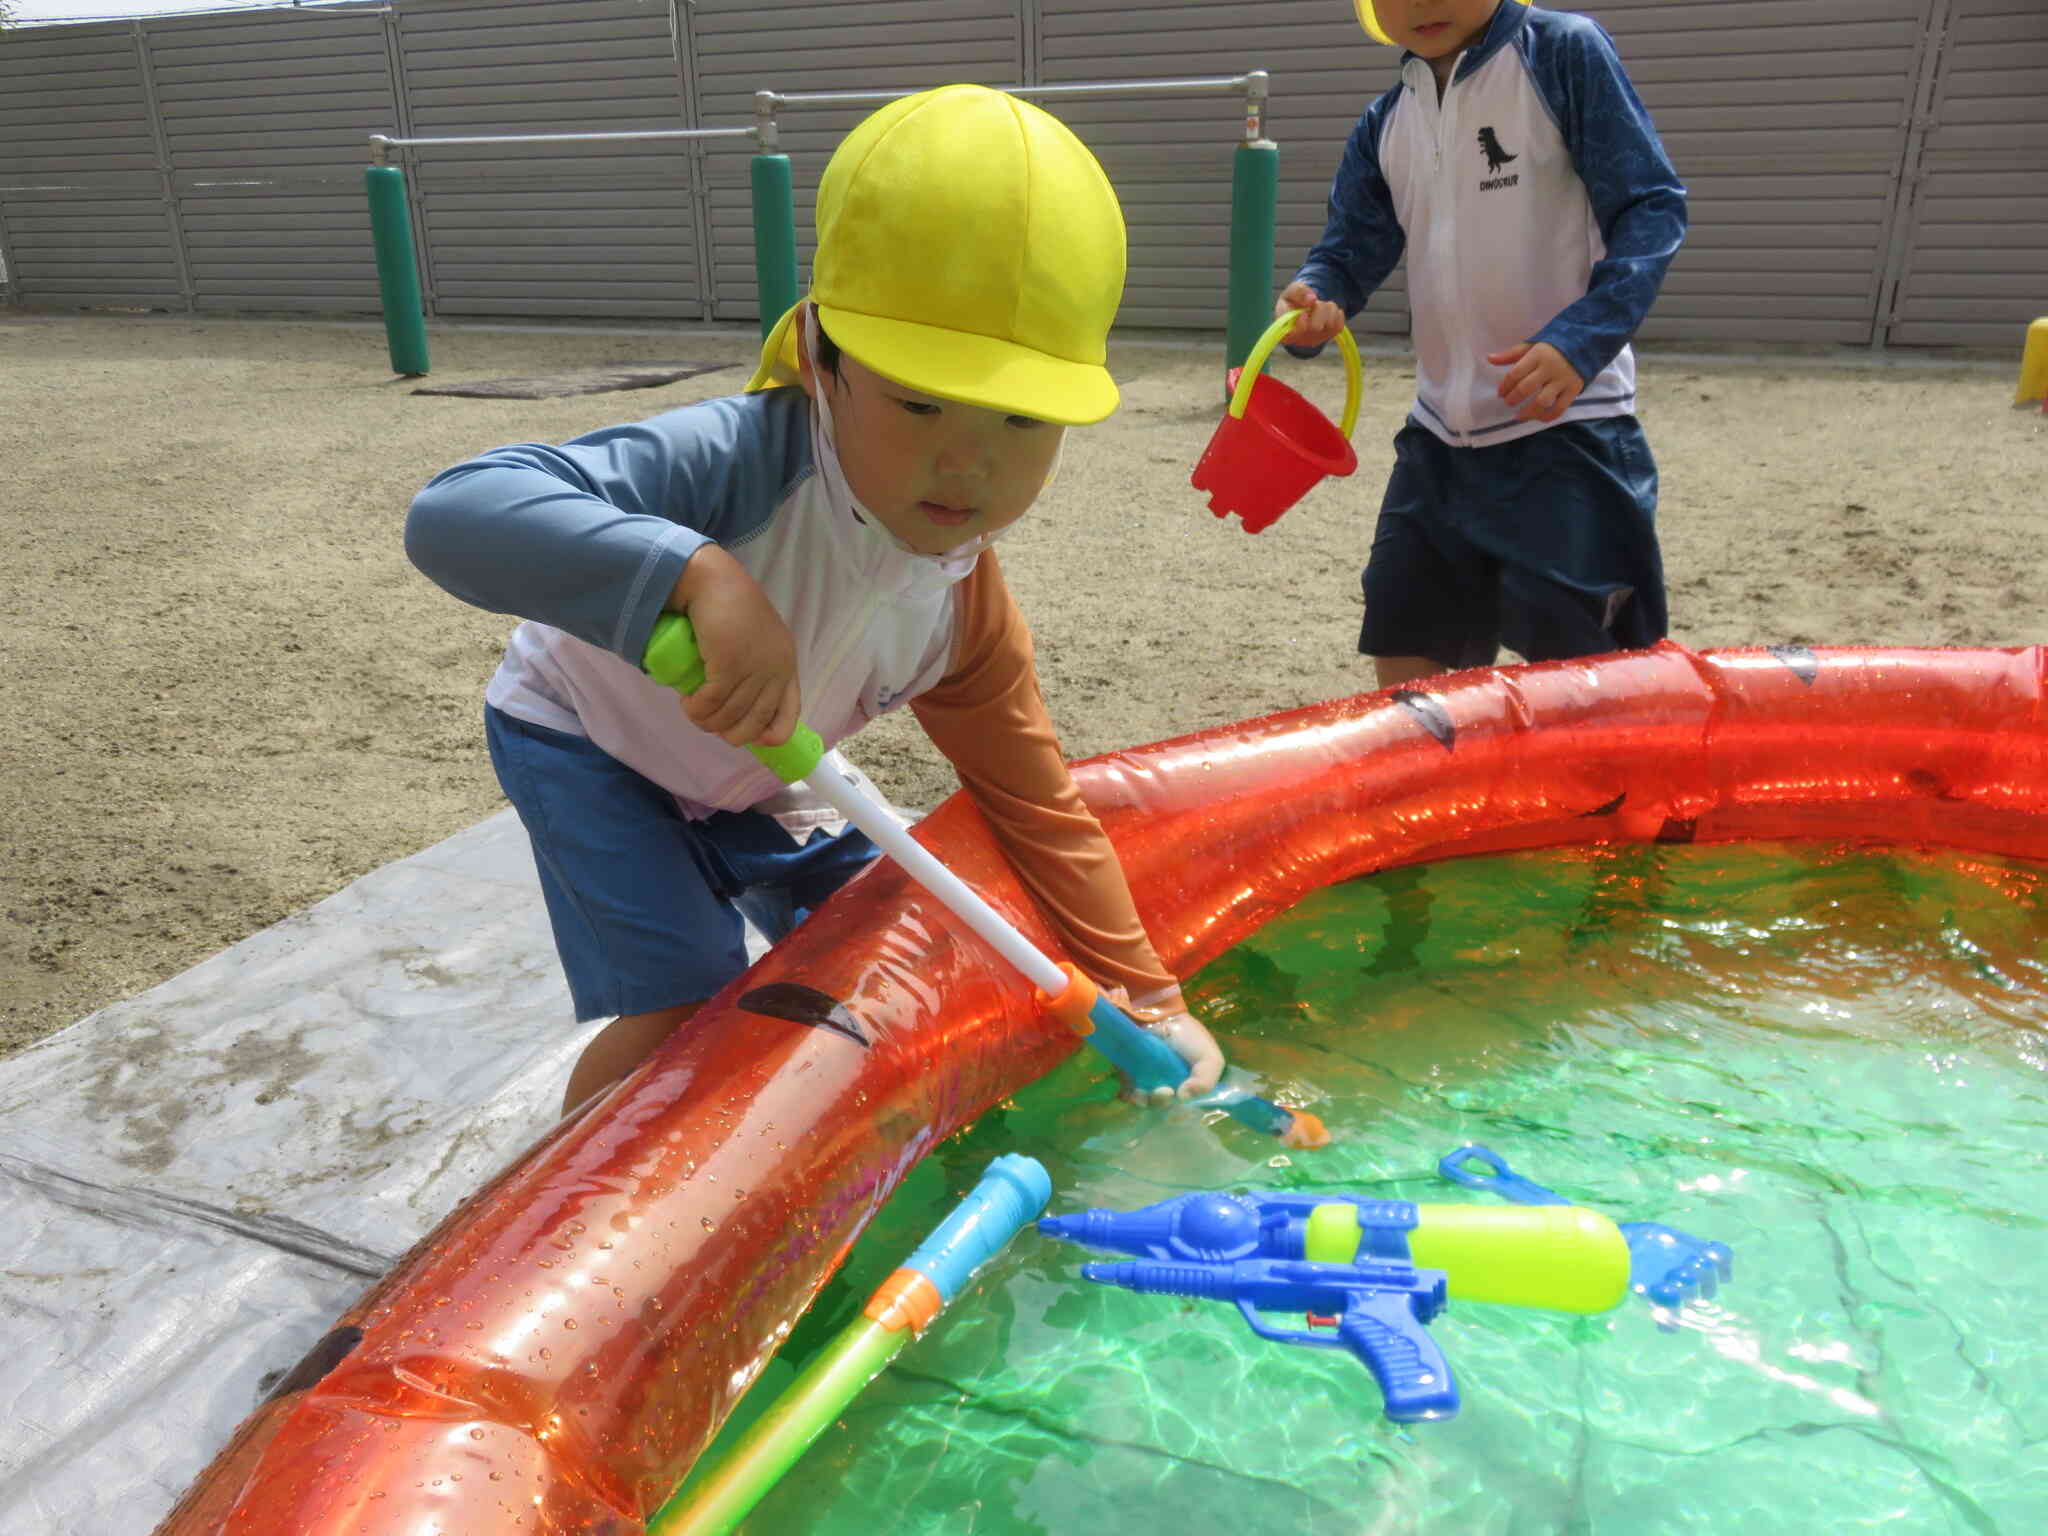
[[408, 85, 1223, 1115]]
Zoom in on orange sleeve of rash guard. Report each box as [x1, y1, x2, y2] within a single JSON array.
[[909, 550, 1178, 1000]]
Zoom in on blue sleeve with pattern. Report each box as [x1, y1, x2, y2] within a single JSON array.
[[1292, 88, 1408, 319], [1522, 12, 1687, 384], [405, 389, 808, 665]]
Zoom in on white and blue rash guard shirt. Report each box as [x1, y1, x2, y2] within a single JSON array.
[[404, 385, 1181, 997], [1295, 2, 1687, 447], [410, 387, 964, 818]]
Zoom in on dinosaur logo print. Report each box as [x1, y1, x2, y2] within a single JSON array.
[[1476, 126, 1519, 189]]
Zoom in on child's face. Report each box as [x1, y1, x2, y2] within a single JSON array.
[[1376, 0, 1499, 62], [803, 340, 1065, 558]]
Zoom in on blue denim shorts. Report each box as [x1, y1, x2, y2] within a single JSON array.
[[1359, 415, 1667, 670], [485, 705, 878, 1021]]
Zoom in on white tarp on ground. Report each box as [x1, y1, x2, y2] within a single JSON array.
[[0, 751, 901, 1533], [0, 809, 586, 1533]]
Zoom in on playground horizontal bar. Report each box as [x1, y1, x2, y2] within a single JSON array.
[[366, 127, 757, 164], [762, 73, 1260, 109]]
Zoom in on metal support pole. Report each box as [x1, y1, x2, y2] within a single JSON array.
[[366, 164, 430, 376], [0, 197, 18, 309], [134, 20, 196, 313], [378, 11, 435, 325], [668, 0, 719, 322], [1241, 68, 1269, 145]]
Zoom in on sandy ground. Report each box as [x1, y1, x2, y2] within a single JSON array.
[[4, 311, 2043, 1055]]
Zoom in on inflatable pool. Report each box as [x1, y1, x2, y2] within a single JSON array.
[[156, 642, 2048, 1532]]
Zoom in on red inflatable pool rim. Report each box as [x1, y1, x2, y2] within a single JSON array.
[[157, 643, 2048, 1533]]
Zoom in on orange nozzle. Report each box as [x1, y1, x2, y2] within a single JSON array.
[[1280, 1110, 1331, 1150], [1035, 961, 1097, 1035], [863, 1268, 943, 1335]]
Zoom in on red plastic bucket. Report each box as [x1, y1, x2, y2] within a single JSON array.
[[1191, 312, 1363, 533]]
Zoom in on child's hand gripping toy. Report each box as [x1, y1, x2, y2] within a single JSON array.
[[643, 613, 1327, 1148], [1191, 309, 1362, 533], [1437, 1143, 1734, 1322], [1039, 1188, 1629, 1422]]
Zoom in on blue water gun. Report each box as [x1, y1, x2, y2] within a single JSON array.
[[1041, 1192, 1454, 1421], [1437, 1143, 1733, 1321], [1041, 1188, 1631, 1422]]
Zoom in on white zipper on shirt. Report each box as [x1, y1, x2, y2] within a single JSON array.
[[1437, 55, 1476, 443], [1406, 55, 1473, 447]]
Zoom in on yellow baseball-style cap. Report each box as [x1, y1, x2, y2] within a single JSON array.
[[1352, 0, 1530, 47], [746, 83, 1127, 426]]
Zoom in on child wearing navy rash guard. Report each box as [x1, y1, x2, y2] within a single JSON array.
[[407, 87, 1225, 1117], [1279, 0, 1687, 688]]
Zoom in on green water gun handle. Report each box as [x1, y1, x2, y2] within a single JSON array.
[[644, 613, 823, 784]]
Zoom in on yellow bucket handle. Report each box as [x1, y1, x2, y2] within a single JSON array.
[[1228, 309, 1363, 439]]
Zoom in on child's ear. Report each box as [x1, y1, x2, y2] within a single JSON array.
[[792, 304, 818, 400]]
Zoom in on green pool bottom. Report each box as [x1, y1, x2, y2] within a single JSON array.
[[711, 842, 2048, 1535]]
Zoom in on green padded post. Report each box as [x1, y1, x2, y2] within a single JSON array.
[[750, 152, 799, 341], [365, 164, 429, 377], [1225, 139, 1280, 378]]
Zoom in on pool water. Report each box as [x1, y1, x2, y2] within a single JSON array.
[[724, 843, 2048, 1534]]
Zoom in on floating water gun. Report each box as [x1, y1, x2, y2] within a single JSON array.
[[1437, 1144, 1734, 1319], [1039, 1189, 1629, 1422], [644, 612, 1327, 1147]]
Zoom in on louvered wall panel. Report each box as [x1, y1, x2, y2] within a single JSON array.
[[1583, 0, 1926, 346], [1886, 0, 2048, 347], [397, 0, 703, 317], [688, 0, 1022, 322], [1038, 0, 1407, 335], [0, 188, 185, 307], [0, 22, 182, 306], [424, 186, 703, 318], [148, 8, 393, 177], [0, 0, 2029, 347], [178, 187, 385, 311], [0, 22, 160, 179], [144, 6, 395, 310]]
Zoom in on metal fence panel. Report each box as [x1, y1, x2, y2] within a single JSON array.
[[1037, 0, 1406, 335], [0, 22, 161, 178], [0, 21, 182, 306], [147, 7, 396, 310], [687, 0, 1022, 322], [0, 186, 186, 308], [1584, 0, 1930, 346], [394, 0, 704, 318], [178, 185, 385, 311], [1886, 0, 2048, 347]]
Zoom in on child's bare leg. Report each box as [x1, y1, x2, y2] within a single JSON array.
[[561, 1002, 703, 1118], [1373, 655, 1447, 690]]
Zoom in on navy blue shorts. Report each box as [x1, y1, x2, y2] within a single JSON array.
[[486, 705, 878, 1022], [1359, 415, 1667, 670]]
